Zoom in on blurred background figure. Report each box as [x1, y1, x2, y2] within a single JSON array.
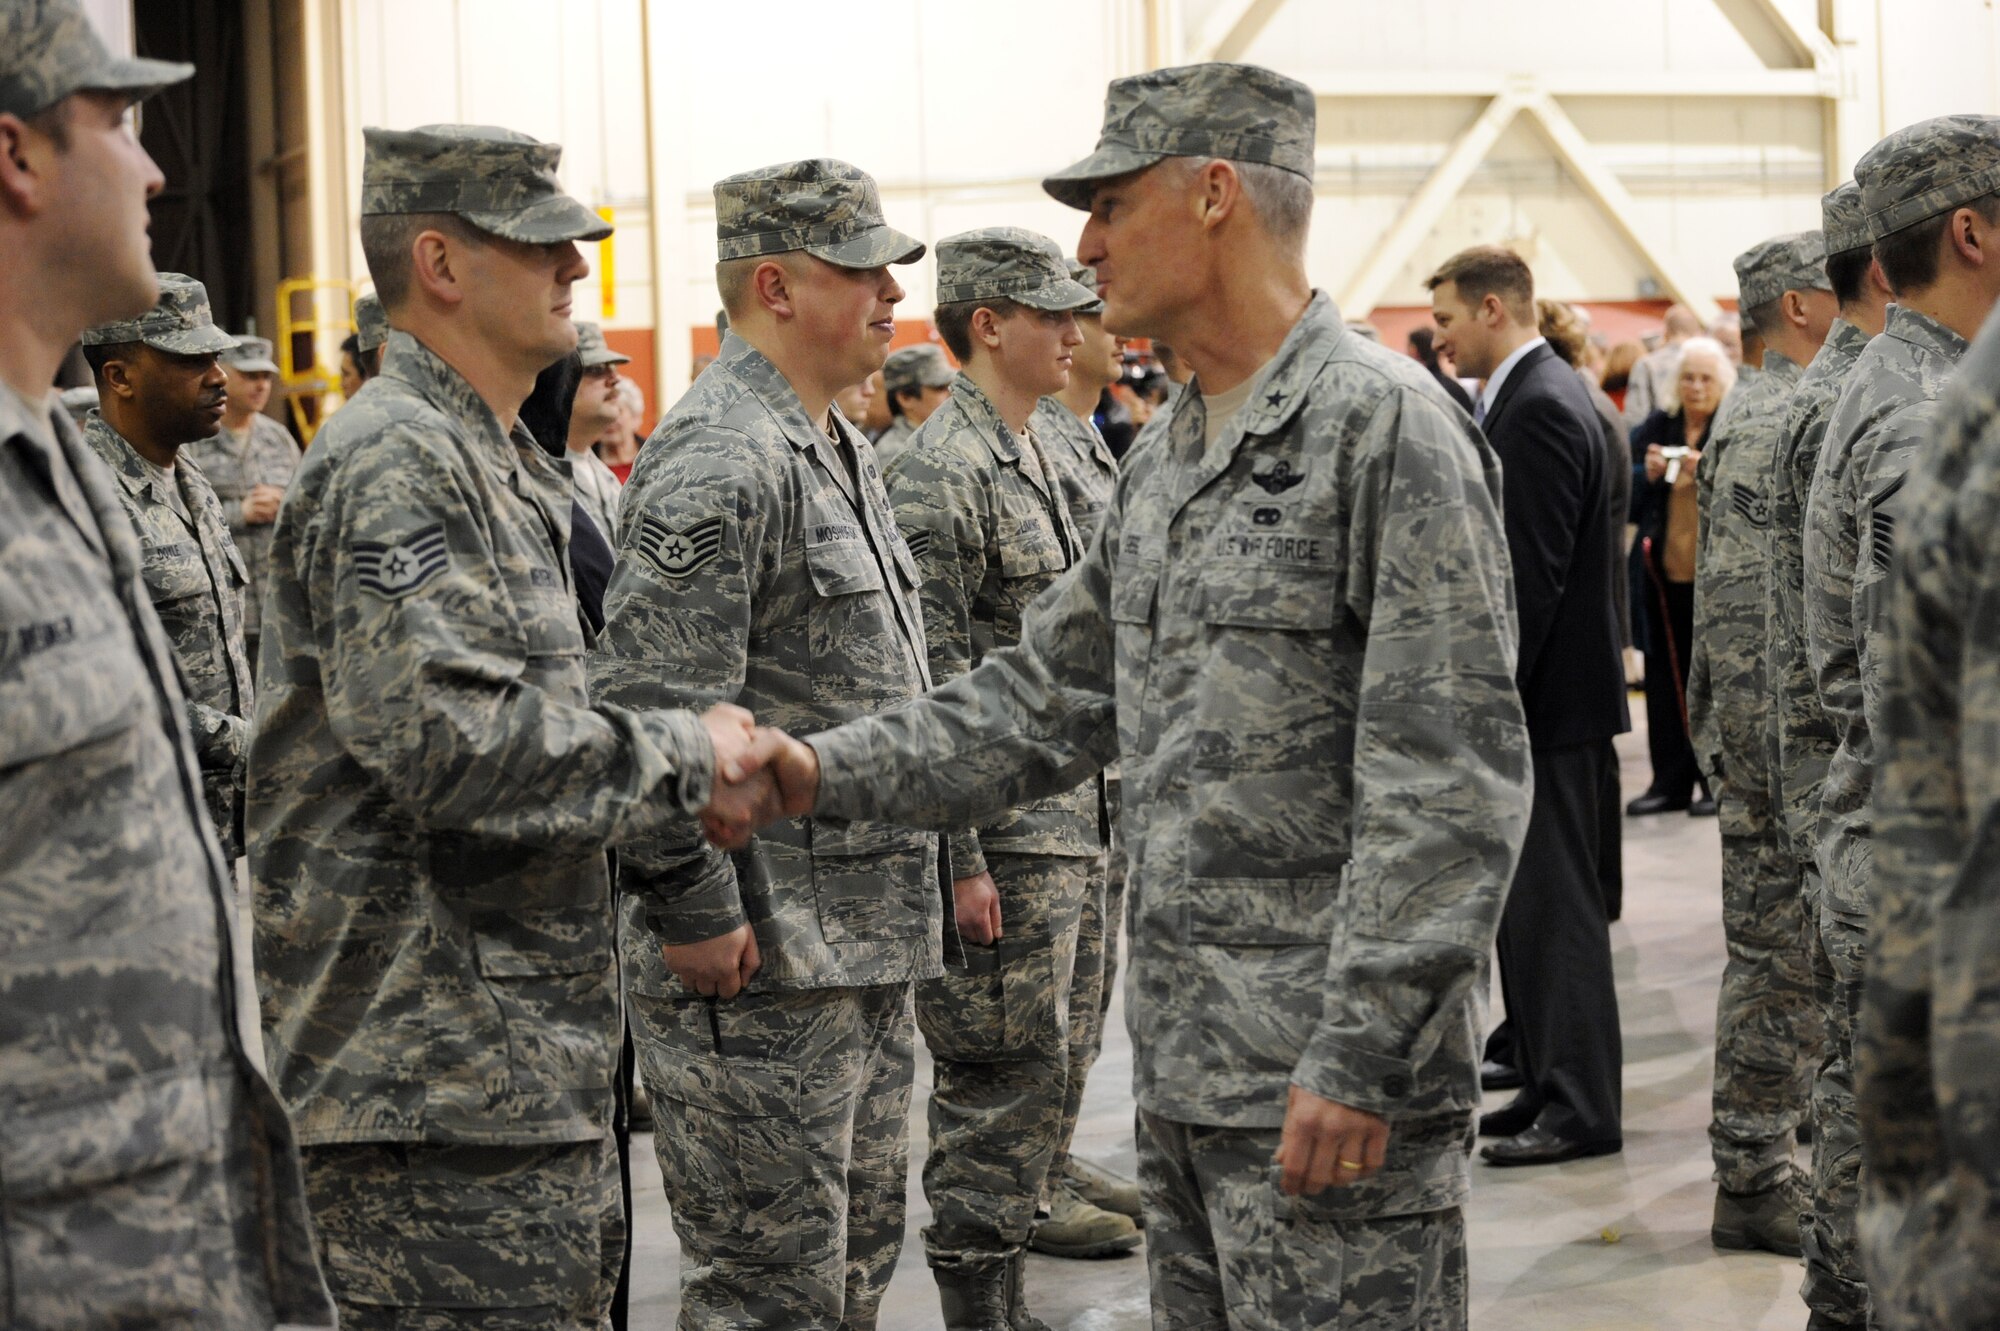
[[185, 332, 301, 668], [1624, 304, 1702, 430], [1628, 336, 1733, 817], [566, 323, 630, 544], [875, 343, 955, 468], [598, 377, 646, 482]]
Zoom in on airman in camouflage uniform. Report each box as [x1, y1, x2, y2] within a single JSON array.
[[1856, 299, 2000, 1331], [251, 124, 734, 1330], [1769, 180, 1885, 1331], [1030, 259, 1145, 1235], [80, 275, 257, 860], [569, 321, 630, 543], [882, 227, 1131, 1320], [1805, 140, 1997, 1293], [353, 289, 389, 377], [1822, 115, 2000, 1331], [185, 333, 303, 662], [794, 63, 1531, 1331], [876, 343, 955, 471], [592, 158, 944, 1330], [1687, 233, 1831, 1256], [0, 4, 332, 1324]]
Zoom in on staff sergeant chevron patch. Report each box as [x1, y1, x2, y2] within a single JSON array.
[[635, 513, 726, 578], [353, 524, 449, 599]]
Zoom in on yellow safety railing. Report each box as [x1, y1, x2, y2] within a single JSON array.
[[275, 278, 360, 445]]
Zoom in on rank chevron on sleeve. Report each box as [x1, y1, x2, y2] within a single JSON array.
[[352, 524, 449, 599], [636, 513, 726, 578]]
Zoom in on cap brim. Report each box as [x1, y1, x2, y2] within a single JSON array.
[[464, 194, 613, 245], [1042, 144, 1170, 210], [580, 351, 631, 368], [144, 325, 241, 356], [1011, 277, 1104, 313], [69, 54, 194, 106], [224, 356, 282, 374], [807, 225, 927, 268]]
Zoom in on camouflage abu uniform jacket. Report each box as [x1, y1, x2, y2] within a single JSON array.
[[249, 332, 718, 1148], [1804, 306, 1967, 918], [183, 412, 302, 640], [871, 415, 918, 473], [1768, 319, 1869, 867], [1856, 305, 2000, 1328], [1033, 396, 1120, 548], [84, 411, 255, 859], [0, 385, 331, 1327], [886, 373, 1100, 876], [1688, 350, 1803, 813], [593, 332, 945, 992], [809, 295, 1531, 1215]]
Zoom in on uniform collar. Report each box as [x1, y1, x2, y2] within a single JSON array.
[[716, 330, 829, 455], [379, 330, 548, 492], [1167, 289, 1341, 453], [84, 409, 176, 505], [1885, 303, 1972, 364], [1758, 348, 1805, 386], [1825, 318, 1872, 360]]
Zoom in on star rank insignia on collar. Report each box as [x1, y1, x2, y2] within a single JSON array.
[[1265, 391, 1285, 409], [635, 514, 726, 579], [353, 524, 449, 600]]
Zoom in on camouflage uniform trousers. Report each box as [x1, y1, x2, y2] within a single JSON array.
[[1054, 830, 1119, 1175], [918, 851, 1090, 1267], [1803, 867, 1873, 1327], [299, 1134, 621, 1331], [1711, 795, 1822, 1192], [631, 979, 916, 1329], [1139, 1109, 1467, 1331]]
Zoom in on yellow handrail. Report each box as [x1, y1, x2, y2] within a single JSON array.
[[275, 278, 360, 444]]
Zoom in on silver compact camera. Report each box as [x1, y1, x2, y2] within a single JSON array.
[[1661, 446, 1690, 485]]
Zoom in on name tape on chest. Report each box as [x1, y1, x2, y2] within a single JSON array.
[[353, 524, 449, 600], [636, 514, 726, 579]]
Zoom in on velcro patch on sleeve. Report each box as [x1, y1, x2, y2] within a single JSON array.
[[635, 514, 727, 579], [352, 524, 449, 599]]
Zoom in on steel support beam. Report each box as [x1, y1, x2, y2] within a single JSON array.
[[1303, 69, 1830, 99], [1337, 93, 1527, 317], [1193, 0, 1288, 62]]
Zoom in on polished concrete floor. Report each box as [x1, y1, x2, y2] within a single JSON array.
[[626, 723, 1814, 1329]]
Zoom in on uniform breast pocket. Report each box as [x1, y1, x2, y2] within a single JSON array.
[[808, 819, 932, 944], [803, 539, 909, 704], [997, 516, 1066, 581], [140, 540, 212, 611], [1187, 563, 1338, 769], [0, 608, 145, 771]]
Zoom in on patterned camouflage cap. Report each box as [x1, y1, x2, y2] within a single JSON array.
[[713, 158, 924, 268], [575, 321, 630, 369], [0, 0, 192, 120], [882, 344, 954, 395], [1043, 62, 1316, 210], [361, 124, 612, 244], [1822, 181, 1869, 258], [1734, 231, 1831, 311], [935, 228, 1099, 312], [353, 290, 389, 353], [1067, 258, 1106, 315], [80, 272, 239, 354], [1856, 114, 2000, 240], [222, 334, 280, 374]]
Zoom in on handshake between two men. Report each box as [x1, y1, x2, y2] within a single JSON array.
[[674, 704, 825, 1001]]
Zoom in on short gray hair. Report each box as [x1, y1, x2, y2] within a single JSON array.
[[1172, 157, 1314, 253]]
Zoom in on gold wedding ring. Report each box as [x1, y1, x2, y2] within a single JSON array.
[[1338, 1159, 1365, 1170]]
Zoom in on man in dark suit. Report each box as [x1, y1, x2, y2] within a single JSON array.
[[1429, 247, 1631, 1165]]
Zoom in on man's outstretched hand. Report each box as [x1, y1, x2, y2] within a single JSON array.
[[696, 711, 822, 849]]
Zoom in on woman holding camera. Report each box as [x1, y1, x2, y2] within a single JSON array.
[[1627, 336, 1735, 816]]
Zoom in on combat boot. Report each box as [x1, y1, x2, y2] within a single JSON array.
[[1006, 1252, 1055, 1331], [1062, 1156, 1144, 1225], [934, 1258, 1011, 1330], [1712, 1170, 1806, 1257], [1028, 1180, 1142, 1258]]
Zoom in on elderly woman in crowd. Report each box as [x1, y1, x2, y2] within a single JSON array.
[[1626, 336, 1733, 817]]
